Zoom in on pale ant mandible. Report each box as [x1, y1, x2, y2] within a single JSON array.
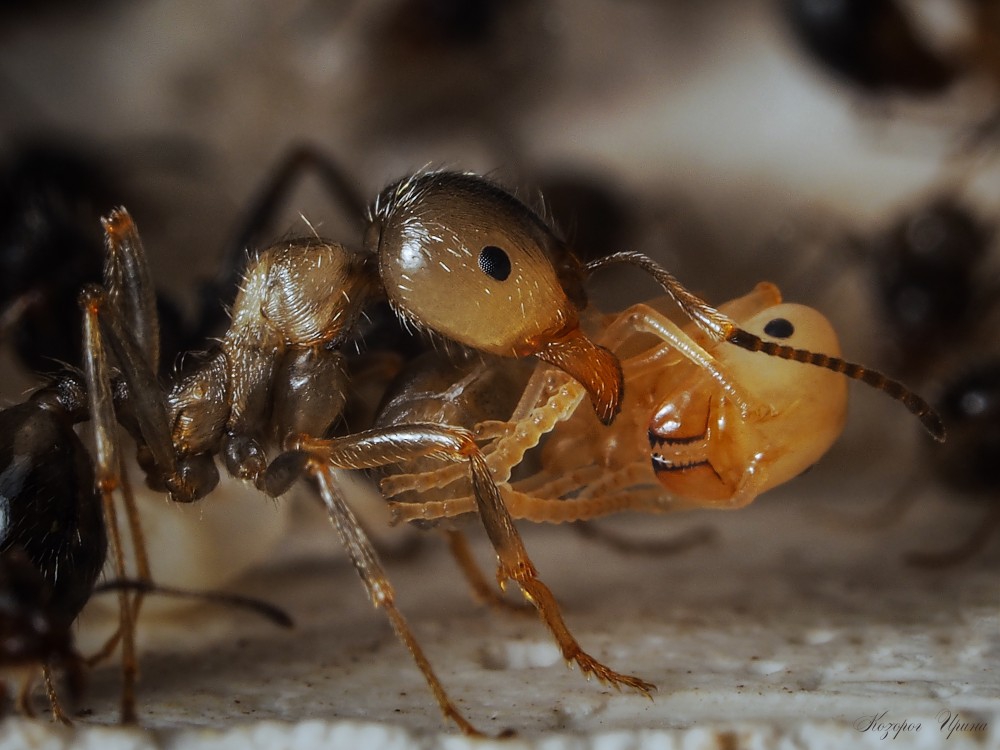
[[6, 160, 943, 734]]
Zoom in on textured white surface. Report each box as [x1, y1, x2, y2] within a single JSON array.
[[20, 463, 995, 748]]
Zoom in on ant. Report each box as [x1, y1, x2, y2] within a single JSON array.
[[905, 360, 1000, 565], [383, 280, 941, 527], [0, 390, 292, 723], [0, 140, 120, 372], [7, 157, 942, 734], [781, 0, 958, 96], [0, 139, 193, 377], [779, 187, 998, 564], [862, 194, 997, 378], [781, 0, 1000, 146]]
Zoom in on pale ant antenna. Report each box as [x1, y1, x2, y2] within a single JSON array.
[[587, 251, 947, 442]]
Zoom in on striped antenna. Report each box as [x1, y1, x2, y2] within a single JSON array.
[[726, 327, 945, 442]]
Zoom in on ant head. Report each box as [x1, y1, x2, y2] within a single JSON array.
[[366, 171, 622, 423]]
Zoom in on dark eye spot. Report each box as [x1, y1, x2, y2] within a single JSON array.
[[764, 317, 795, 339], [478, 245, 511, 281]]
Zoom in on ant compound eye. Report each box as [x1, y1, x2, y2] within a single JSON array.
[[478, 245, 511, 281], [764, 317, 795, 339]]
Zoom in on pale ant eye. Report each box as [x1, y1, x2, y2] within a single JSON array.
[[478, 245, 511, 281], [764, 317, 795, 339]]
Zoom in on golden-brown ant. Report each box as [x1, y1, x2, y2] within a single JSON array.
[[8, 164, 943, 734]]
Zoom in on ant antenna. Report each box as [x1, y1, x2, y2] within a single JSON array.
[[586, 251, 946, 442], [93, 579, 294, 628], [724, 327, 945, 441]]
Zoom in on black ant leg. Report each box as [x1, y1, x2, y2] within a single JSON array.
[[79, 289, 141, 723], [195, 145, 368, 342], [75, 208, 203, 721], [306, 462, 481, 737]]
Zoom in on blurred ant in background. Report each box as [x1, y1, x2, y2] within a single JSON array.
[[0, 139, 189, 377], [787, 187, 1000, 564], [781, 0, 1000, 147]]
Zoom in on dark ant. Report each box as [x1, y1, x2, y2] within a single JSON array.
[[904, 360, 1000, 566], [0, 386, 292, 722], [798, 188, 998, 563], [0, 140, 188, 376], [780, 0, 1000, 148], [347, 0, 547, 146], [0, 547, 86, 722], [0, 141, 117, 372], [864, 194, 997, 378], [781, 0, 958, 96]]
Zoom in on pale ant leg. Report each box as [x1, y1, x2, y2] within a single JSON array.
[[274, 425, 655, 710], [391, 461, 719, 525], [516, 464, 604, 495], [573, 522, 715, 557], [389, 465, 623, 524], [598, 302, 758, 417], [381, 371, 586, 498], [443, 530, 533, 614], [589, 252, 946, 440], [906, 505, 1000, 568]]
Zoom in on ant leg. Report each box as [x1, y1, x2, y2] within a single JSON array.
[[281, 425, 654, 700], [41, 667, 72, 725], [600, 303, 757, 416], [443, 529, 533, 614], [306, 463, 482, 737], [75, 208, 202, 721], [906, 505, 1000, 568], [101, 210, 160, 373], [572, 522, 715, 557], [82, 212, 218, 503], [381, 369, 586, 499]]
